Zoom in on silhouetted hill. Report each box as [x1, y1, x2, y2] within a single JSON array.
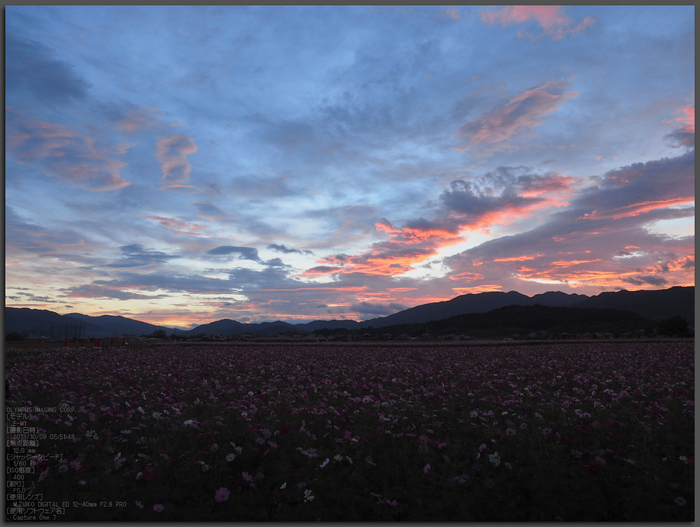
[[572, 286, 694, 324], [360, 290, 588, 328], [5, 308, 174, 338], [6, 286, 693, 339], [5, 308, 103, 338], [297, 319, 362, 332], [358, 287, 692, 328], [363, 304, 655, 339], [65, 313, 173, 337]]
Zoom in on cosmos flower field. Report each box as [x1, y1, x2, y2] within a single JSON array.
[[5, 341, 694, 521]]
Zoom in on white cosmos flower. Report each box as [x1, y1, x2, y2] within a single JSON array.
[[280, 482, 287, 489], [226, 453, 235, 462]]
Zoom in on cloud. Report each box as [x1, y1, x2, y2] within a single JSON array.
[[5, 206, 86, 256], [114, 106, 161, 133], [444, 151, 695, 292], [6, 35, 90, 105], [445, 7, 460, 21], [156, 135, 198, 188], [313, 168, 576, 277], [267, 243, 314, 255], [94, 272, 236, 295], [64, 284, 159, 300], [6, 106, 131, 191], [207, 245, 261, 261], [480, 6, 595, 41], [440, 169, 575, 230], [622, 275, 668, 287], [315, 220, 465, 277], [142, 216, 210, 236], [665, 106, 694, 148], [109, 244, 177, 267], [574, 150, 694, 218], [457, 81, 577, 146]]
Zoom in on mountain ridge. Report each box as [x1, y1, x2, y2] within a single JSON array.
[[4, 286, 694, 338]]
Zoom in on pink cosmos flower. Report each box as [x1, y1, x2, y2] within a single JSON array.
[[423, 463, 431, 474], [135, 501, 144, 509], [215, 487, 230, 502], [153, 504, 165, 512], [675, 497, 686, 506], [242, 472, 253, 482], [479, 443, 487, 452], [506, 428, 516, 436], [542, 428, 552, 436]]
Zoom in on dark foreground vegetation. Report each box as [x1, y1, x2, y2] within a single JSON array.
[[5, 342, 694, 521]]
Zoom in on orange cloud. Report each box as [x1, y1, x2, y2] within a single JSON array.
[[156, 135, 198, 187], [316, 220, 466, 277], [550, 259, 603, 267], [261, 287, 367, 292], [143, 215, 209, 236], [448, 272, 484, 282], [586, 197, 694, 220], [481, 6, 595, 41], [6, 106, 131, 191], [493, 254, 544, 262], [676, 106, 695, 133], [457, 81, 577, 145], [452, 285, 503, 294]]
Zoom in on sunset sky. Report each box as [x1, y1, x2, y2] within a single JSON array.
[[5, 6, 694, 329]]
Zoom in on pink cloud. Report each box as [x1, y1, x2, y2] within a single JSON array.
[[481, 6, 595, 41], [457, 81, 577, 145], [114, 107, 161, 133], [666, 106, 695, 148], [446, 7, 460, 21], [677, 106, 695, 133], [143, 215, 209, 236], [156, 135, 198, 187], [6, 106, 131, 191]]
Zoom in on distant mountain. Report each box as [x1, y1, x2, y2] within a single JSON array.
[[357, 287, 693, 328], [358, 290, 588, 328], [5, 286, 693, 339], [65, 313, 174, 337], [188, 319, 297, 336], [5, 308, 175, 338], [572, 286, 694, 325], [5, 308, 104, 338], [296, 319, 362, 332], [364, 304, 656, 339]]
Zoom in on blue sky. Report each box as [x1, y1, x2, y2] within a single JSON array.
[[5, 6, 694, 329]]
